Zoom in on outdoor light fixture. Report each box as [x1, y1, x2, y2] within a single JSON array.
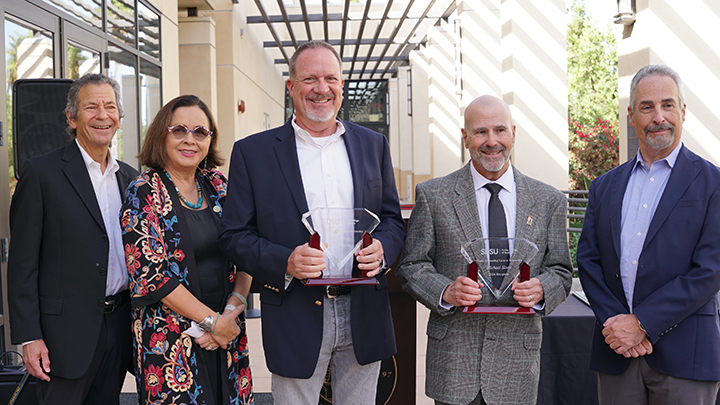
[[614, 0, 636, 25]]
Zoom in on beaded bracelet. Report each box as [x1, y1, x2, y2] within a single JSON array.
[[232, 292, 248, 308], [211, 312, 219, 334]]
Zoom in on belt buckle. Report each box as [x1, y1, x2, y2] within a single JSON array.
[[326, 285, 349, 299]]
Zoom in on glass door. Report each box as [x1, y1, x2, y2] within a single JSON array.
[[2, 0, 61, 358], [63, 20, 103, 80], [5, 13, 58, 193]]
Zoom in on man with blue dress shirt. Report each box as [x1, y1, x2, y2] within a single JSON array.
[[578, 64, 720, 405]]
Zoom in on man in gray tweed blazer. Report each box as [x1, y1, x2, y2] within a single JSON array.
[[396, 95, 573, 405]]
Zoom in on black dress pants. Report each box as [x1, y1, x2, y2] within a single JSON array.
[[36, 299, 132, 405]]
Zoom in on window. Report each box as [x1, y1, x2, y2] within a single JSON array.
[[138, 2, 160, 59], [107, 0, 136, 46], [139, 60, 161, 145], [67, 41, 101, 79], [108, 43, 138, 164], [40, 0, 103, 31], [5, 16, 55, 192]]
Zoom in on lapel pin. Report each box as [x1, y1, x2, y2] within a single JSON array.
[[213, 205, 221, 213], [527, 216, 533, 226]]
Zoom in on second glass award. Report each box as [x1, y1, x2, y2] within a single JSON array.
[[461, 237, 538, 314]]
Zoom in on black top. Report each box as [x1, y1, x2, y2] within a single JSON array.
[[183, 206, 225, 312]]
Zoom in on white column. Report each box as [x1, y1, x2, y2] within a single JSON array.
[[500, 0, 568, 190]]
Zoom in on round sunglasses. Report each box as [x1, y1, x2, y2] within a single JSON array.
[[167, 124, 213, 142]]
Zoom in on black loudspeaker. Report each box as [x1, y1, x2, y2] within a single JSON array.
[[12, 78, 74, 179]]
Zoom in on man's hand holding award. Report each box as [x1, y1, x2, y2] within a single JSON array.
[[461, 237, 538, 314], [300, 207, 381, 285]]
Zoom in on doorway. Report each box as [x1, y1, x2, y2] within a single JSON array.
[[1, 0, 105, 354]]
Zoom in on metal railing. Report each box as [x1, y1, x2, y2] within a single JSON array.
[[563, 190, 588, 233]]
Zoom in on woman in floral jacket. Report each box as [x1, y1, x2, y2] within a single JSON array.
[[121, 95, 253, 404]]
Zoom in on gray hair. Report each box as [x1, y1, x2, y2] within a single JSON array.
[[288, 40, 342, 81], [65, 73, 123, 137], [629, 64, 685, 112]]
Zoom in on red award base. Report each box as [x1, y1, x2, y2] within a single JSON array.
[[303, 277, 379, 286], [462, 261, 535, 315], [462, 306, 535, 314], [303, 231, 379, 286]]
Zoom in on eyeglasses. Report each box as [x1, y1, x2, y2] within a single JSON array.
[[167, 124, 213, 142]]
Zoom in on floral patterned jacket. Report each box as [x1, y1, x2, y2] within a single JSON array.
[[121, 168, 252, 405]]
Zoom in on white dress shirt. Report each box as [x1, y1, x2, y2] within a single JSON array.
[[293, 118, 354, 212], [76, 139, 128, 297], [469, 162, 517, 242], [22, 141, 128, 347], [286, 116, 355, 283]]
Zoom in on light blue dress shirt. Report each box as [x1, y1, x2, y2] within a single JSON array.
[[620, 142, 682, 312]]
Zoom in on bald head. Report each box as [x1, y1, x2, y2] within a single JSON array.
[[464, 95, 513, 132], [462, 95, 515, 180]]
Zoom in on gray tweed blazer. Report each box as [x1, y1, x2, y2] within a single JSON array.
[[396, 164, 573, 405]]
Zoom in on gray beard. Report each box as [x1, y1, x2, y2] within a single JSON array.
[[480, 155, 508, 173], [305, 105, 337, 123], [644, 127, 675, 150], [471, 149, 510, 173]]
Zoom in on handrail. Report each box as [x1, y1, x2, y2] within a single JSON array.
[[563, 190, 588, 233]]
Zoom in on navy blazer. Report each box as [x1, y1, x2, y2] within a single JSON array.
[[577, 145, 720, 381], [8, 141, 138, 379], [218, 119, 406, 378]]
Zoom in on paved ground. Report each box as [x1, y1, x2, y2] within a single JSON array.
[[121, 296, 435, 404]]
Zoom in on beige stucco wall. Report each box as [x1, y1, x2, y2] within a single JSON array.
[[178, 15, 218, 117], [387, 49, 434, 202], [148, 0, 180, 102], [171, 0, 285, 175], [618, 0, 720, 166], [396, 67, 413, 202], [501, 0, 568, 191], [411, 55, 431, 195], [218, 0, 286, 141], [388, 78, 401, 195], [397, 0, 568, 202], [426, 20, 462, 181], [211, 1, 285, 175]]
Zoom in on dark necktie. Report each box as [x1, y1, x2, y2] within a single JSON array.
[[484, 183, 510, 288]]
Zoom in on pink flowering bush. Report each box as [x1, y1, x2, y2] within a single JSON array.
[[568, 118, 619, 190]]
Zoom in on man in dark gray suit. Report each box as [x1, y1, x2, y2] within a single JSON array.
[[396, 95, 572, 405]]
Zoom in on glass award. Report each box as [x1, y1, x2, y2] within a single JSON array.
[[301, 208, 381, 286], [461, 237, 538, 314]]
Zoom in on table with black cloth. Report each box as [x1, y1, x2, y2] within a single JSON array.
[[537, 294, 598, 405], [537, 294, 720, 405]]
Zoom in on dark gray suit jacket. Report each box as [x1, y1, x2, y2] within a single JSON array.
[[8, 141, 137, 379], [396, 164, 572, 405]]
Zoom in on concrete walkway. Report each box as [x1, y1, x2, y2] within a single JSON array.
[[121, 297, 434, 404]]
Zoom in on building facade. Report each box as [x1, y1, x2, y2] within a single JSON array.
[[2, 0, 717, 357]]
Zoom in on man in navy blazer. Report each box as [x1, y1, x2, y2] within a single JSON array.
[[578, 64, 720, 404], [218, 40, 405, 405]]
